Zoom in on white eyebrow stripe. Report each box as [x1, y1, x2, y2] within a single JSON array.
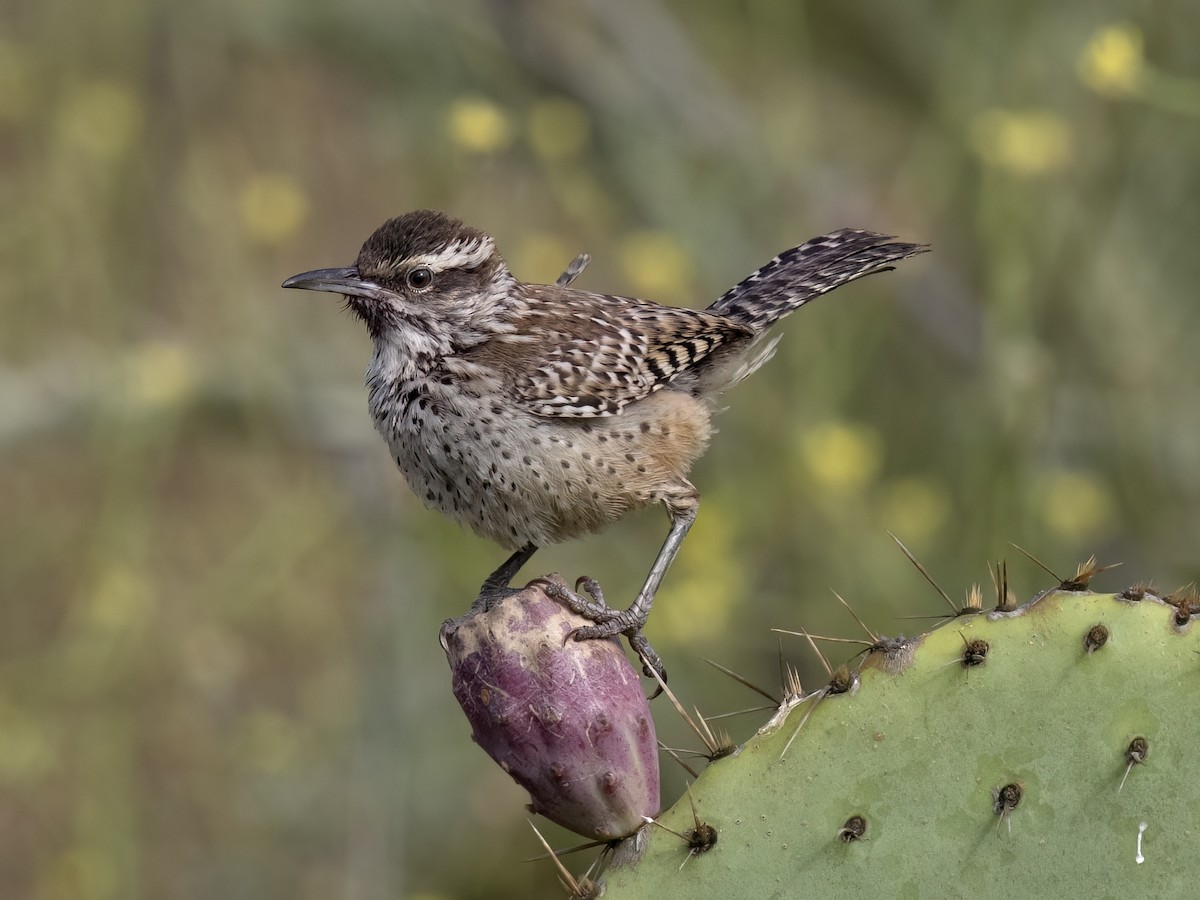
[[407, 237, 495, 273]]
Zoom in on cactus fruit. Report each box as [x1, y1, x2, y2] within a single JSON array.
[[599, 586, 1200, 898], [440, 579, 660, 841]]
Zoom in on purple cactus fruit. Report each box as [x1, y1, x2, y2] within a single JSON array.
[[440, 580, 660, 841]]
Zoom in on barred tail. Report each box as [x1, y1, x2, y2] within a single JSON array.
[[706, 229, 928, 331]]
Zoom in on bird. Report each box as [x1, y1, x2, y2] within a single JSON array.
[[283, 210, 927, 678]]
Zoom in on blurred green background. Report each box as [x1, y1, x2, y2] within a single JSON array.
[[3, 1, 1199, 897]]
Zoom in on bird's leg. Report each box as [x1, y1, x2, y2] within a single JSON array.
[[573, 490, 698, 640], [536, 484, 699, 680], [473, 543, 538, 611]]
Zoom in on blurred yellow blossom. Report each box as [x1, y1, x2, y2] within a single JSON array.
[[123, 341, 197, 412], [239, 172, 309, 245], [446, 97, 514, 153], [880, 477, 951, 541], [528, 98, 591, 161], [513, 232, 577, 283], [800, 421, 883, 492], [239, 710, 301, 773], [970, 108, 1072, 175], [56, 80, 142, 161], [1040, 470, 1115, 541], [89, 564, 153, 631], [1078, 24, 1144, 97], [552, 167, 621, 226], [656, 500, 741, 644], [0, 37, 30, 122], [618, 231, 692, 300], [38, 848, 118, 900], [0, 694, 57, 783]]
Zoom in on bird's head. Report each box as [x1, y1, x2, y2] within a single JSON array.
[[283, 209, 516, 347]]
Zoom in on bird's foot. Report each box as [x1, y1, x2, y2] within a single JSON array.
[[529, 575, 612, 619], [473, 545, 538, 612], [530, 576, 666, 685]]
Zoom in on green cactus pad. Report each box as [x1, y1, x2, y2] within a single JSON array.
[[602, 590, 1200, 898]]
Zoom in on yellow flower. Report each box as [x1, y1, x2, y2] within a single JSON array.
[[879, 477, 951, 541], [56, 80, 142, 161], [528, 98, 590, 161], [446, 97, 514, 153], [0, 694, 57, 782], [239, 710, 301, 772], [800, 421, 883, 493], [89, 564, 153, 630], [1040, 470, 1115, 541], [239, 172, 309, 245], [618, 231, 692, 301], [1078, 24, 1145, 97], [123, 341, 197, 412], [40, 848, 118, 900], [655, 504, 740, 645], [513, 233, 577, 283], [0, 37, 30, 122], [970, 108, 1073, 176]]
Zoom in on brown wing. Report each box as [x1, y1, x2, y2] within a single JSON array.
[[502, 286, 752, 418]]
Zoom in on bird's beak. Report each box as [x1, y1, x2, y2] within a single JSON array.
[[281, 266, 389, 301]]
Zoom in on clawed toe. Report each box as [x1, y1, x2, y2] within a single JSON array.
[[627, 630, 666, 689], [531, 576, 667, 686], [574, 575, 605, 606], [530, 576, 610, 620]]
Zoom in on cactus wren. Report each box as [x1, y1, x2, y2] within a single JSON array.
[[284, 210, 926, 677]]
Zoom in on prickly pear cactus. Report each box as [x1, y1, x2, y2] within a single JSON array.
[[602, 587, 1200, 898]]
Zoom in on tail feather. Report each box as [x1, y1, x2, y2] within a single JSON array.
[[706, 229, 928, 331]]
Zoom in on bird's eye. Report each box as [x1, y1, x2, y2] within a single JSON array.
[[407, 267, 434, 289]]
